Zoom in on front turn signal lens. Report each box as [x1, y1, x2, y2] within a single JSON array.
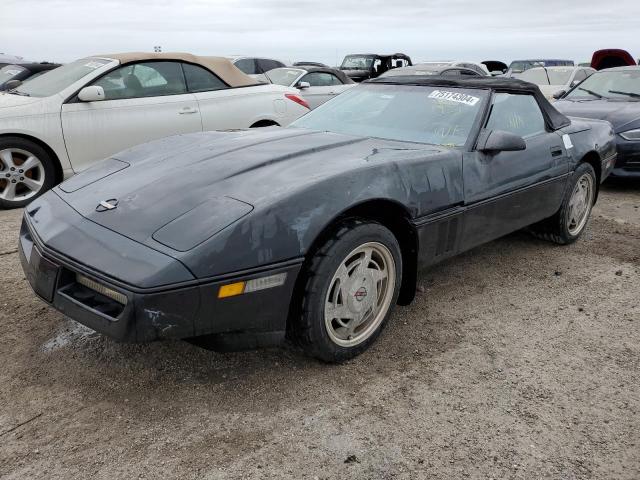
[[218, 273, 288, 299], [218, 281, 245, 298]]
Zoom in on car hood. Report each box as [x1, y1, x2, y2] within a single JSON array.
[[554, 98, 640, 132], [0, 92, 43, 109], [55, 128, 447, 250]]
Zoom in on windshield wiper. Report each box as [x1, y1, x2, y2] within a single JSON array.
[[608, 89, 640, 99], [577, 87, 603, 99], [7, 89, 29, 96]]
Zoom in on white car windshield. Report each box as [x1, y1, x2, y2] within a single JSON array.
[[565, 70, 640, 100], [291, 84, 487, 147], [547, 69, 574, 85], [14, 58, 111, 97], [266, 68, 304, 87], [0, 65, 26, 85]]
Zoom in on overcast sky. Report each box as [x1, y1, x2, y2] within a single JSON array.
[[3, 0, 639, 66]]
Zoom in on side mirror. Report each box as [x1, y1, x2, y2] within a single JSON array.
[[4, 79, 22, 90], [296, 81, 310, 89], [553, 89, 566, 100], [477, 129, 526, 153], [78, 85, 105, 102]]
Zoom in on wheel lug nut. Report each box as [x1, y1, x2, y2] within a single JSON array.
[[19, 169, 23, 173], [11, 179, 17, 183], [20, 177, 24, 181], [10, 167, 15, 171], [4, 174, 9, 178]]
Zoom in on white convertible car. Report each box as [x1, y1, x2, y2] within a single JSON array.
[[0, 52, 310, 208]]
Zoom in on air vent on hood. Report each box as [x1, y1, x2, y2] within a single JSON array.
[[152, 197, 253, 252]]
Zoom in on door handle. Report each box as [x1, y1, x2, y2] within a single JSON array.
[[550, 147, 563, 157], [179, 106, 198, 115]]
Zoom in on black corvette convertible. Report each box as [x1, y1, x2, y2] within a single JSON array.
[[20, 77, 616, 362], [554, 66, 640, 178]]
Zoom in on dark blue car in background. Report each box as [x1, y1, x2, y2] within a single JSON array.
[[554, 66, 640, 178]]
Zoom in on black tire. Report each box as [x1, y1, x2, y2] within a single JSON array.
[[529, 162, 597, 245], [0, 137, 56, 209], [291, 219, 403, 362]]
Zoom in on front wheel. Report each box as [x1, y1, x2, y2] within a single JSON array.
[[291, 220, 402, 362], [529, 162, 597, 244], [0, 137, 56, 209]]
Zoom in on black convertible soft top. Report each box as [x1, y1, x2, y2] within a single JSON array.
[[368, 75, 571, 130]]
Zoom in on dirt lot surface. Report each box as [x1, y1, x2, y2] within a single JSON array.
[[0, 183, 638, 480]]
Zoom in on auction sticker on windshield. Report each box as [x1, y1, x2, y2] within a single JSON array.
[[428, 90, 480, 106]]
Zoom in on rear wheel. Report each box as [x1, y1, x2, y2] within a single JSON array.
[[291, 220, 402, 362], [0, 137, 56, 209], [529, 162, 597, 244]]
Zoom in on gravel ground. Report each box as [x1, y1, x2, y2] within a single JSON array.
[[0, 183, 638, 480]]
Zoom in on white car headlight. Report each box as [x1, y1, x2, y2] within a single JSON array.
[[620, 128, 640, 141]]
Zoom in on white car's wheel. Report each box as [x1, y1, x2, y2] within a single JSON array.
[[0, 138, 56, 209]]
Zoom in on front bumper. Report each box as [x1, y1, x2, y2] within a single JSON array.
[[610, 137, 640, 178], [19, 215, 302, 347]]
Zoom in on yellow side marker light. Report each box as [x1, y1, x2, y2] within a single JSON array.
[[218, 281, 245, 298]]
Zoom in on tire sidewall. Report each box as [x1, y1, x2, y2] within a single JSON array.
[[0, 137, 55, 209], [303, 221, 403, 361]]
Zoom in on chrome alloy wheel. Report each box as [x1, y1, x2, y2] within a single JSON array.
[[0, 148, 45, 202], [324, 242, 396, 347], [567, 172, 595, 236]]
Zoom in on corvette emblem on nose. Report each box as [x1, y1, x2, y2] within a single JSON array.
[[96, 199, 118, 212], [354, 286, 368, 302]]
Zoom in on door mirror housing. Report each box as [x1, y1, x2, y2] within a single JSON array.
[[78, 85, 106, 102], [553, 89, 566, 100], [296, 81, 310, 89], [477, 129, 526, 153], [4, 79, 22, 90]]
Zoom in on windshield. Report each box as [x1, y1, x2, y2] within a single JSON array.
[[0, 65, 26, 85], [379, 67, 437, 78], [565, 70, 640, 100], [517, 68, 549, 85], [510, 60, 573, 73], [265, 68, 303, 87], [341, 56, 374, 69], [14, 58, 111, 97], [547, 69, 573, 85], [290, 84, 487, 147]]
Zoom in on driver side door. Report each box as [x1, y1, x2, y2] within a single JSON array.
[[61, 61, 202, 172], [461, 92, 570, 249]]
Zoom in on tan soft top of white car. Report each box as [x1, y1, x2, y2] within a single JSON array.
[[95, 52, 258, 87]]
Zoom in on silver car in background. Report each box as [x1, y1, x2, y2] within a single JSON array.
[[518, 66, 596, 100], [266, 66, 356, 109]]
